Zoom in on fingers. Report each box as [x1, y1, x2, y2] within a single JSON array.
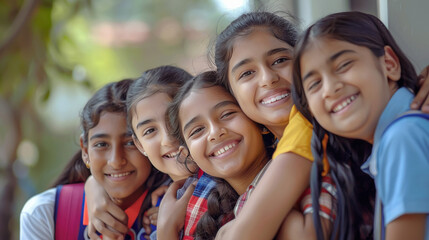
[[412, 65, 429, 112], [151, 185, 169, 206], [92, 206, 128, 235], [178, 180, 197, 203], [89, 219, 124, 240]]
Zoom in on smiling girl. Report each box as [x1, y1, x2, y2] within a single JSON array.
[[292, 11, 429, 240], [213, 11, 429, 240], [20, 79, 168, 240]]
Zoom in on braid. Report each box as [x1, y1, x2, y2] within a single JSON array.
[[310, 119, 375, 239], [310, 119, 327, 239], [194, 178, 238, 240]]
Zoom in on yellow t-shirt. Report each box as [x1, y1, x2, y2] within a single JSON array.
[[272, 105, 329, 175]]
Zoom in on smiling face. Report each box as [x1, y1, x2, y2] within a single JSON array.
[[131, 92, 195, 181], [300, 37, 400, 142], [227, 27, 294, 138], [179, 85, 267, 193], [83, 111, 151, 209]]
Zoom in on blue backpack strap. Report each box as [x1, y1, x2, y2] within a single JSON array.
[[54, 183, 85, 240]]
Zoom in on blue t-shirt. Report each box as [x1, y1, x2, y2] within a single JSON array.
[[361, 88, 429, 239]]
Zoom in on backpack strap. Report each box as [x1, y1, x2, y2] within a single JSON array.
[[54, 183, 85, 240]]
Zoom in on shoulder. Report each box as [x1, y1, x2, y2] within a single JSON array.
[[274, 106, 313, 160], [380, 113, 429, 150], [20, 188, 56, 239], [21, 188, 56, 216]]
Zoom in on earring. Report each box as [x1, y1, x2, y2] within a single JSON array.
[[261, 126, 270, 135], [143, 152, 148, 157], [85, 161, 90, 169]]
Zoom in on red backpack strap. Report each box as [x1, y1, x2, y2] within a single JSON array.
[[54, 183, 85, 240]]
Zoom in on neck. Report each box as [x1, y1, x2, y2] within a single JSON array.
[[112, 186, 145, 210], [267, 124, 287, 139], [226, 154, 268, 195]]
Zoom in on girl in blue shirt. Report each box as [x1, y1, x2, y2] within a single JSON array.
[[293, 11, 429, 240]]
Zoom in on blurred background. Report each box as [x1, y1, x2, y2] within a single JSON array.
[[1, 0, 428, 239]]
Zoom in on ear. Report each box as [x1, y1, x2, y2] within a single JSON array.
[[383, 45, 401, 82], [80, 135, 89, 165], [132, 135, 145, 154]]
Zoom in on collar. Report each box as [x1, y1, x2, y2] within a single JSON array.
[[361, 87, 414, 176], [83, 189, 148, 228]]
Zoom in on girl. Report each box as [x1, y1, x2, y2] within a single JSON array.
[[20, 79, 168, 239], [84, 66, 217, 240], [166, 71, 272, 239], [214, 11, 429, 240], [292, 11, 429, 240], [159, 71, 334, 239]]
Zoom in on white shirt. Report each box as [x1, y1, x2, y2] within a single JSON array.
[[20, 188, 56, 240]]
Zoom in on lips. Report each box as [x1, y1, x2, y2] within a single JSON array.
[[260, 90, 291, 105], [331, 94, 358, 113], [209, 139, 241, 158], [162, 149, 180, 159], [105, 171, 133, 178]]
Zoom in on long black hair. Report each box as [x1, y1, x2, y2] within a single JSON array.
[[292, 11, 418, 240]]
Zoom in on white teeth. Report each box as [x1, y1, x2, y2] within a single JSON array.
[[109, 172, 131, 178], [165, 150, 180, 158], [333, 95, 357, 113], [261, 93, 289, 105], [214, 143, 236, 157]]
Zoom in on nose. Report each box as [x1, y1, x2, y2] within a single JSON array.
[[207, 122, 226, 142], [108, 145, 127, 169], [259, 67, 279, 88], [160, 127, 177, 147], [321, 75, 343, 99]]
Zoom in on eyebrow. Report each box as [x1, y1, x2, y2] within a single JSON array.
[[135, 119, 153, 130], [302, 49, 356, 82], [89, 132, 131, 141], [230, 47, 291, 74], [182, 100, 238, 133], [90, 133, 109, 141]]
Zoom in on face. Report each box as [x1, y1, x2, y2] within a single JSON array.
[[227, 27, 294, 137], [179, 86, 267, 183], [131, 92, 195, 181], [83, 112, 151, 207], [300, 37, 399, 142]]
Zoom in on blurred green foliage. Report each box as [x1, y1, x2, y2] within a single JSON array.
[[0, 0, 246, 239]]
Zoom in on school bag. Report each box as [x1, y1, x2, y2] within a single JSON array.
[[372, 110, 429, 240], [54, 183, 85, 240]]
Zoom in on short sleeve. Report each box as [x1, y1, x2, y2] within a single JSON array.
[[273, 106, 313, 160], [20, 188, 56, 240], [376, 117, 429, 224]]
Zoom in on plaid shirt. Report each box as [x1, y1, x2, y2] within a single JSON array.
[[183, 172, 216, 240]]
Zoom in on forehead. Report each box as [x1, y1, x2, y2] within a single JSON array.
[[89, 112, 128, 136], [179, 86, 235, 121], [133, 92, 172, 118], [229, 27, 292, 62]]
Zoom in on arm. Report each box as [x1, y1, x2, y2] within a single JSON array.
[[84, 176, 128, 240], [275, 209, 332, 240], [411, 65, 429, 112], [386, 214, 426, 240], [157, 179, 197, 240], [216, 153, 312, 240]]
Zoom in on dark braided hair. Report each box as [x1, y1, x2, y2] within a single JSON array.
[[293, 11, 419, 239], [194, 178, 238, 240]]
